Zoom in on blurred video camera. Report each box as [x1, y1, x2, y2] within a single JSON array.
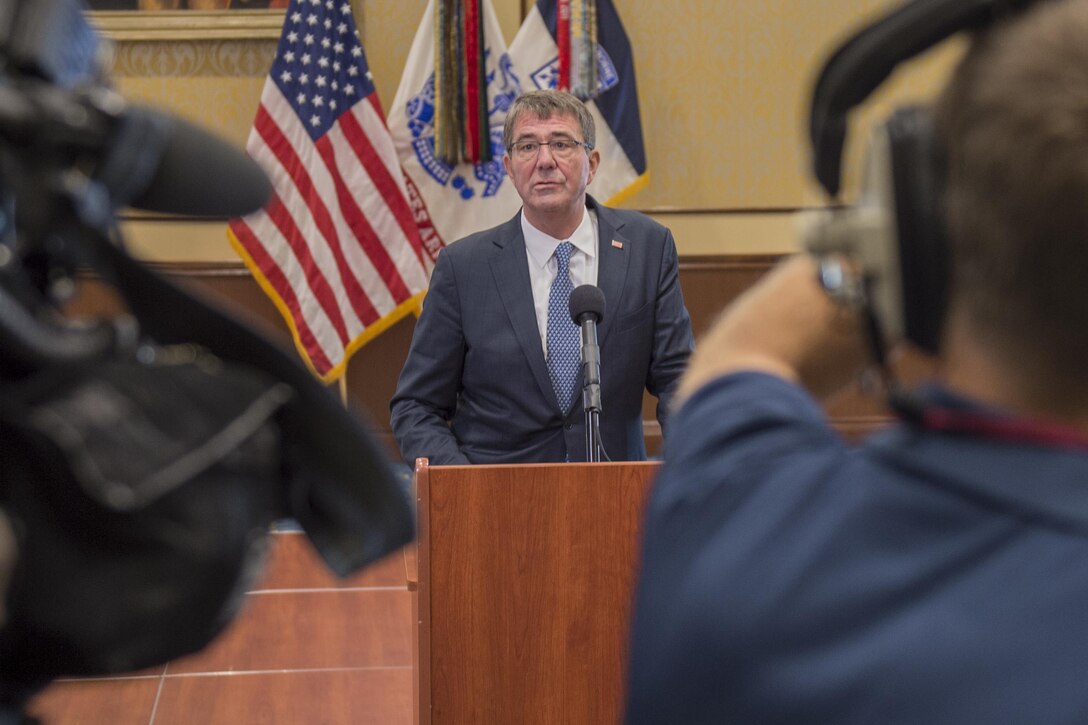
[[0, 0, 413, 709]]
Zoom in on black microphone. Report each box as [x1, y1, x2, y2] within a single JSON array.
[[569, 285, 605, 461], [0, 87, 272, 372], [569, 283, 605, 393], [97, 104, 273, 218], [570, 283, 605, 333], [0, 82, 273, 220], [0, 0, 273, 220]]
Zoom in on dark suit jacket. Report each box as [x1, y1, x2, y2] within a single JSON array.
[[390, 197, 694, 465]]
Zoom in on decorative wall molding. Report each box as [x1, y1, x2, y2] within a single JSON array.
[[88, 10, 286, 42], [108, 40, 275, 76]]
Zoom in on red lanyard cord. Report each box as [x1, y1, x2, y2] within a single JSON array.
[[893, 392, 1088, 452]]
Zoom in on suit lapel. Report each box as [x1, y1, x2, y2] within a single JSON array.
[[489, 214, 558, 408], [592, 200, 630, 347]]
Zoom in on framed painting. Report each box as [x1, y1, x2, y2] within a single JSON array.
[[86, 1, 287, 41]]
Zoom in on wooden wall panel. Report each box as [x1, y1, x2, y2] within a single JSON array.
[[67, 254, 912, 459]]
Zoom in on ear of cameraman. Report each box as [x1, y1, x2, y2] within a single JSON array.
[[626, 2, 1088, 723]]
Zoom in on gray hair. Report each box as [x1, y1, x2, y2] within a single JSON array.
[[502, 89, 596, 151]]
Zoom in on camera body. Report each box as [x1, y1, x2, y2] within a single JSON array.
[[0, 0, 413, 705], [804, 0, 1040, 354]]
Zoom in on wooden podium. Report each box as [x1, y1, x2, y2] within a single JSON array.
[[408, 459, 659, 725]]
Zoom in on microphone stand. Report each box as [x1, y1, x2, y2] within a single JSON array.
[[580, 317, 603, 462]]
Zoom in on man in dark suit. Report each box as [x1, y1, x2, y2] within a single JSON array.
[[391, 90, 693, 465]]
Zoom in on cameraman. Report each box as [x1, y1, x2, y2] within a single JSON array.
[[626, 1, 1088, 723]]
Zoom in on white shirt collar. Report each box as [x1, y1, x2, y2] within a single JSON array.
[[522, 207, 597, 269]]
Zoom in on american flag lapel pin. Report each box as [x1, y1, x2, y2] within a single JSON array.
[[611, 239, 624, 249]]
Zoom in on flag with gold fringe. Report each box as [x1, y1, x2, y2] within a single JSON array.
[[227, 0, 438, 383], [389, 0, 524, 246], [509, 0, 648, 205]]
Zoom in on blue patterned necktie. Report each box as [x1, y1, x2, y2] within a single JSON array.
[[547, 241, 580, 412]]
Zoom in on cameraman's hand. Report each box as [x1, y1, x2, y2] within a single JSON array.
[[676, 253, 870, 407]]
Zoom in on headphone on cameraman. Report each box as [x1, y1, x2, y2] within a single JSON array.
[[805, 0, 1042, 355]]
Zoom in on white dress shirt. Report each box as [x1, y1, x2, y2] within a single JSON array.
[[521, 207, 600, 354]]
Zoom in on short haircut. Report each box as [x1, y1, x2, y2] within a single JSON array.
[[502, 89, 596, 151], [934, 0, 1088, 379]]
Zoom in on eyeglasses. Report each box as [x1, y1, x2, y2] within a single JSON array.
[[508, 138, 592, 162]]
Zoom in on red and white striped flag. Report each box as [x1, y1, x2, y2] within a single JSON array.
[[229, 0, 441, 383]]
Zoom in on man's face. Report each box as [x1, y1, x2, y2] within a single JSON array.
[[503, 111, 600, 222]]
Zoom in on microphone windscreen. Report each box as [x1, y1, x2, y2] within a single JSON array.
[[124, 106, 272, 218], [569, 284, 606, 324]]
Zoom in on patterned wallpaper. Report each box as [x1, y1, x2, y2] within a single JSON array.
[[92, 0, 961, 257], [110, 40, 273, 143]]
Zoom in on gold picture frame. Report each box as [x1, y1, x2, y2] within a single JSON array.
[[86, 9, 285, 42]]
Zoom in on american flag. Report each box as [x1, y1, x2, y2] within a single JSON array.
[[228, 0, 437, 382]]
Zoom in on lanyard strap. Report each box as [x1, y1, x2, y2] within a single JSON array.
[[892, 392, 1088, 452]]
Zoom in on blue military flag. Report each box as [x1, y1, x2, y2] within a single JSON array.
[[509, 0, 649, 205], [388, 0, 524, 246]]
